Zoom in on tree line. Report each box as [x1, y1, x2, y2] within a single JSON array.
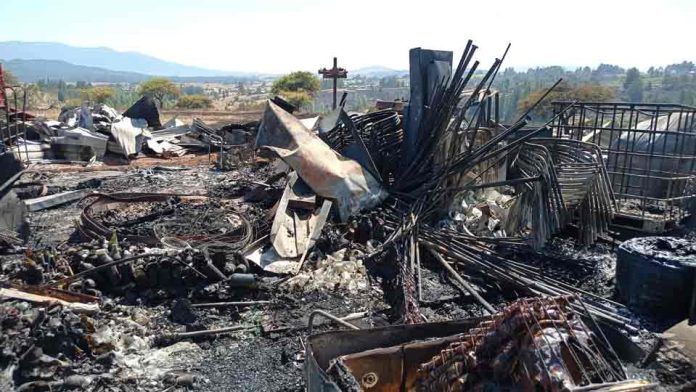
[[3, 74, 214, 110], [491, 61, 696, 123], [3, 61, 695, 117]]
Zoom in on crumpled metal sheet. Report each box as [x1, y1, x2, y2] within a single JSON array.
[[255, 100, 387, 221], [271, 172, 318, 258], [109, 117, 148, 157], [52, 127, 109, 160]]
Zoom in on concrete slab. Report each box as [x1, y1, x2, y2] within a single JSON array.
[[23, 190, 86, 212], [663, 319, 696, 361]]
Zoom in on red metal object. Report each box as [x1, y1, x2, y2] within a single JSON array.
[[0, 63, 7, 110]]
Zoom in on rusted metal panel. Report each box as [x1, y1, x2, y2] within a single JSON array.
[[256, 100, 387, 221], [306, 308, 648, 391], [305, 318, 485, 391]]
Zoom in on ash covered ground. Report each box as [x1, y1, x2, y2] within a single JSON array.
[[1, 161, 395, 391], [1, 157, 695, 391]]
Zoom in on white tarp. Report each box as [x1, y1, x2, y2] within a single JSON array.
[[109, 117, 148, 157]]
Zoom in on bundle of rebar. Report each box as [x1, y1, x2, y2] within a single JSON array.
[[367, 203, 631, 330], [322, 110, 403, 184], [418, 231, 633, 331], [330, 39, 627, 332], [506, 138, 616, 247], [416, 296, 628, 391], [535, 138, 616, 245]]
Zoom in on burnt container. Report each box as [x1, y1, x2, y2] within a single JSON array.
[[616, 237, 696, 319]]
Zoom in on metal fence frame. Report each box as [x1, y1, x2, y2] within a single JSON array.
[[2, 85, 29, 162], [551, 101, 696, 232]]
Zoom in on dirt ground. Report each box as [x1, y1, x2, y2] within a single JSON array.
[[33, 108, 298, 129], [159, 110, 264, 126]]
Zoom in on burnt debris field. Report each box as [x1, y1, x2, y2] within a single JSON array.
[[1, 40, 696, 392]]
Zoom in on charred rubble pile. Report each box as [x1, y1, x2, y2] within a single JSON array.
[[1, 39, 696, 391], [3, 94, 256, 166], [0, 189, 277, 390]]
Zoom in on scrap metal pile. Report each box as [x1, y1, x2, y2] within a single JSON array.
[[244, 40, 662, 389], [249, 40, 625, 326], [2, 93, 255, 165], [416, 297, 625, 391]]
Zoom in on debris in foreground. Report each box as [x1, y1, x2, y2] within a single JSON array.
[[308, 297, 654, 391]]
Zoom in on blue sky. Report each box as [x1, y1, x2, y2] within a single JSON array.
[[0, 0, 694, 73]]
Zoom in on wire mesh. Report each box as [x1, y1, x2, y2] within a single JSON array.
[[551, 101, 696, 232]]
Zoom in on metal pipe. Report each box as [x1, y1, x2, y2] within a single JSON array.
[[0, 167, 27, 195], [159, 325, 253, 341], [567, 381, 658, 391], [191, 300, 271, 308], [426, 245, 495, 314], [689, 268, 696, 325], [441, 175, 541, 193], [307, 309, 360, 334]]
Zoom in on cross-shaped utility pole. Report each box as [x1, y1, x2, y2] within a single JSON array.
[[318, 57, 347, 110]]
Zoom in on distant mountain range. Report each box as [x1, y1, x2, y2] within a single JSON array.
[[2, 59, 152, 83], [1, 58, 259, 84], [0, 41, 408, 83], [351, 65, 408, 77], [0, 41, 244, 78]]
